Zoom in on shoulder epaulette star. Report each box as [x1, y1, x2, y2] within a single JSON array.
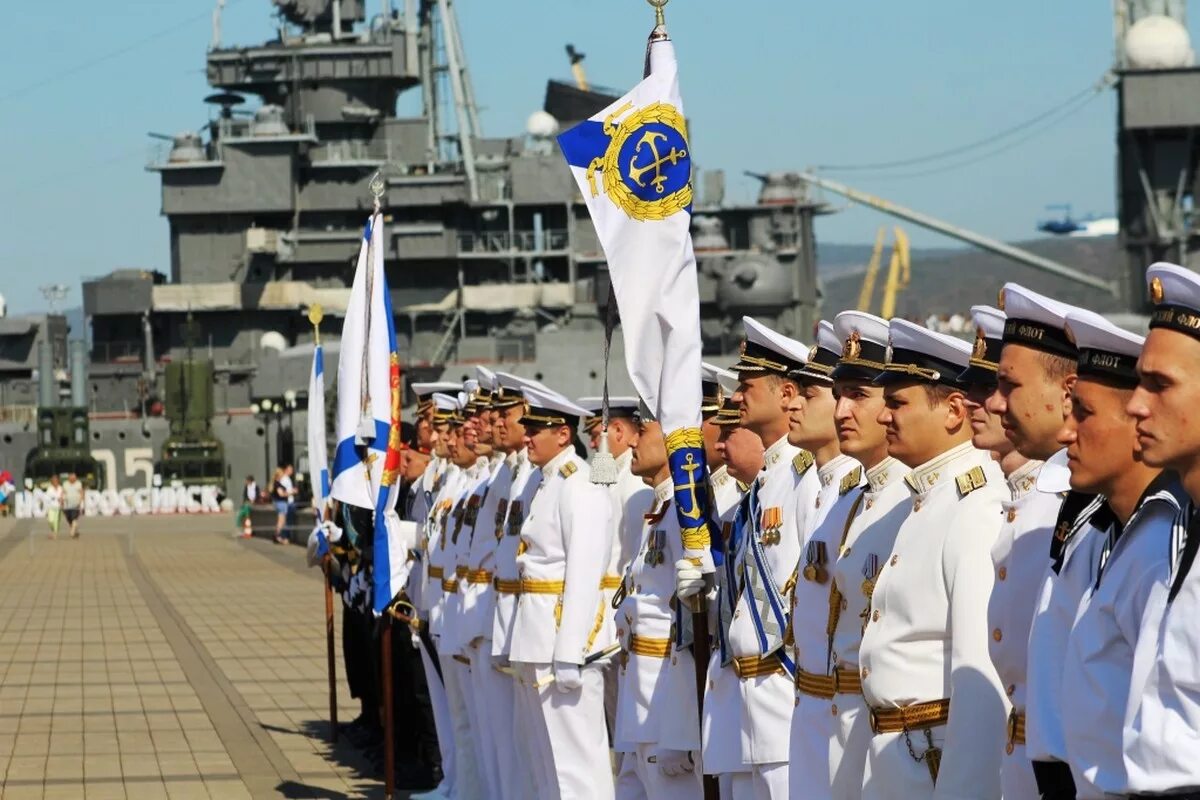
[[792, 451, 815, 477], [839, 466, 863, 495], [559, 461, 579, 479], [955, 465, 988, 497]]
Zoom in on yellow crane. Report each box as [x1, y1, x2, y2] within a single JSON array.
[[856, 226, 911, 318]]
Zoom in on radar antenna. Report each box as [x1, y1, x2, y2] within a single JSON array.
[[39, 284, 70, 314]]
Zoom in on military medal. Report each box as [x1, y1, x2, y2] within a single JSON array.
[[861, 553, 879, 599], [494, 499, 508, 540], [760, 507, 782, 546], [507, 501, 523, 537], [803, 540, 828, 583]]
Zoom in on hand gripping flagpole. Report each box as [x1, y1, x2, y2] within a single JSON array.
[[311, 303, 339, 745]]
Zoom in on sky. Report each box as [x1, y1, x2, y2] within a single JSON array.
[[0, 0, 1176, 314]]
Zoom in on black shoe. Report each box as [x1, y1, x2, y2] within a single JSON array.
[[393, 762, 438, 791]]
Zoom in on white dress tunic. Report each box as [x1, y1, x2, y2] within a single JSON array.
[[859, 441, 1007, 800]]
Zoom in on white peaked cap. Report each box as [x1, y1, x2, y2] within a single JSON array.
[[412, 381, 461, 397], [875, 318, 972, 385], [432, 393, 458, 412], [1000, 282, 1091, 357], [496, 371, 549, 393], [577, 396, 640, 415], [831, 310, 891, 381], [793, 319, 841, 382], [733, 315, 809, 375], [970, 305, 1006, 340], [519, 385, 590, 425], [475, 366, 497, 392]]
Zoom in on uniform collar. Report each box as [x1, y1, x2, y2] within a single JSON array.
[[542, 446, 575, 476], [763, 434, 795, 470], [505, 449, 520, 467], [903, 440, 977, 496], [616, 447, 633, 471], [866, 456, 902, 493], [1006, 459, 1043, 500], [654, 477, 673, 504], [818, 453, 856, 486]]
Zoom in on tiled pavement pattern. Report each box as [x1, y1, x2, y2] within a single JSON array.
[[0, 515, 386, 799]]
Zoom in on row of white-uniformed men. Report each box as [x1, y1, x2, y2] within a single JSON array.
[[382, 261, 1200, 800]]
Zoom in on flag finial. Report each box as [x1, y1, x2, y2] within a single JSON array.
[[308, 303, 324, 346], [648, 0, 668, 30]]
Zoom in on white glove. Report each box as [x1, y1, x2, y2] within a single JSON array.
[[675, 559, 706, 599], [654, 748, 695, 778], [553, 660, 582, 693], [491, 653, 511, 670], [322, 518, 343, 543]]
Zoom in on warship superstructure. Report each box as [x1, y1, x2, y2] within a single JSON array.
[[0, 0, 827, 493]]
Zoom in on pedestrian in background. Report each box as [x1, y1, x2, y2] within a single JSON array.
[[236, 475, 256, 538], [45, 474, 63, 539], [62, 472, 84, 539]]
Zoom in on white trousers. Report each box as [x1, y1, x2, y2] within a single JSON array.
[[440, 653, 482, 800], [618, 742, 701, 800], [789, 692, 835, 800], [829, 692, 870, 800], [728, 763, 789, 799], [614, 752, 645, 800], [467, 642, 530, 800], [516, 662, 615, 800], [861, 728, 943, 800], [421, 634, 456, 797], [1000, 741, 1038, 800]]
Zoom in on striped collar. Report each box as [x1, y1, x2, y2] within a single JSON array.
[[818, 453, 856, 487], [866, 456, 902, 493], [654, 478, 673, 504]]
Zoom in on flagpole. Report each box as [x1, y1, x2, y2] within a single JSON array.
[[309, 303, 340, 746]]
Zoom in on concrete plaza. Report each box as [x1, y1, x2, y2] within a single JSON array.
[[0, 514, 388, 799]]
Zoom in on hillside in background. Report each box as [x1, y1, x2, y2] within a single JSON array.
[[818, 236, 1123, 318]]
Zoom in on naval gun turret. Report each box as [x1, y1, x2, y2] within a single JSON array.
[[156, 317, 227, 493], [24, 340, 103, 489]]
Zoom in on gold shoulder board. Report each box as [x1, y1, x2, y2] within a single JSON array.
[[840, 466, 863, 495], [559, 461, 579, 479], [792, 451, 815, 476], [955, 465, 988, 497]]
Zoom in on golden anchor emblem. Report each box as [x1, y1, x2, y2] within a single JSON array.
[[674, 452, 703, 520], [627, 130, 687, 194]]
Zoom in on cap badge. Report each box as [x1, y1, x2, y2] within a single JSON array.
[[1151, 276, 1165, 305], [807, 344, 819, 363], [972, 327, 987, 360], [998, 288, 1007, 311], [842, 330, 862, 360], [738, 339, 747, 356]]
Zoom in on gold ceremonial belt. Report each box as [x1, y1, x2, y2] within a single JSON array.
[[600, 575, 622, 590], [455, 565, 468, 579], [519, 578, 565, 595], [466, 570, 492, 585], [441, 579, 459, 593], [428, 566, 445, 579], [493, 578, 522, 595], [628, 634, 672, 659], [732, 655, 785, 680], [795, 667, 862, 699], [1007, 708, 1026, 751], [869, 699, 950, 735]]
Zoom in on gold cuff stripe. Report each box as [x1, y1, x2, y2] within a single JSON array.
[[795, 667, 862, 699], [428, 566, 445, 579], [455, 565, 468, 578], [441, 579, 459, 593], [493, 578, 522, 594], [466, 569, 493, 585], [600, 575, 623, 590]]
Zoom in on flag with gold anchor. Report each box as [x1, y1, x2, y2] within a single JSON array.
[[557, 2, 713, 571]]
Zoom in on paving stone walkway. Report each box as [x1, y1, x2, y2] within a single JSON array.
[[0, 515, 386, 799]]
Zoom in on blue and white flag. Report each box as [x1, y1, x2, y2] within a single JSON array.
[[331, 213, 394, 511], [308, 341, 331, 557], [558, 26, 713, 567]]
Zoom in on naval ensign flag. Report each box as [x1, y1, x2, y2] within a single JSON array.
[[307, 339, 331, 557], [557, 28, 713, 569]]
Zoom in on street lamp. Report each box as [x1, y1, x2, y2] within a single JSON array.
[[251, 399, 277, 485]]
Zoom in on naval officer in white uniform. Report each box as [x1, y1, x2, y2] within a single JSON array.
[[858, 319, 1007, 799], [509, 386, 615, 800], [686, 315, 818, 799], [824, 312, 912, 800], [1123, 262, 1200, 797], [786, 319, 866, 800]]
